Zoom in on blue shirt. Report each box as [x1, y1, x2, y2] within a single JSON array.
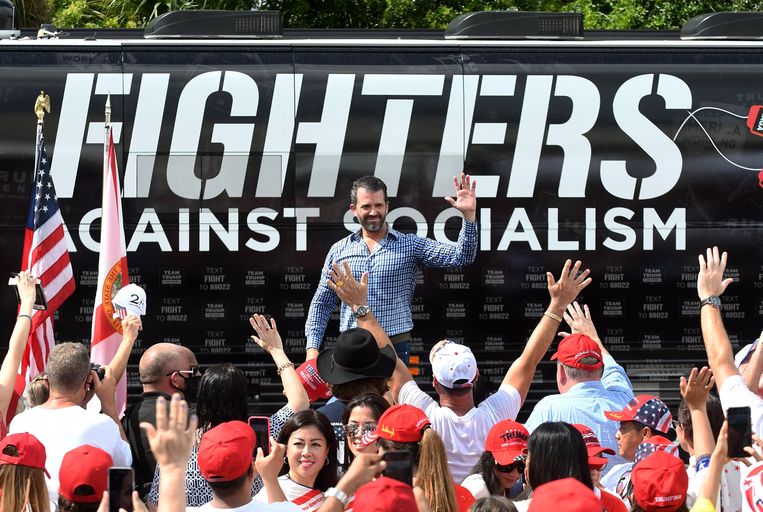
[[523, 354, 634, 474], [305, 220, 478, 350]]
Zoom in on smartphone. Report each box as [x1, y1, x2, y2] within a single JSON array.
[[248, 416, 271, 456], [8, 273, 48, 310], [382, 450, 413, 487], [108, 467, 134, 512], [727, 406, 752, 458]]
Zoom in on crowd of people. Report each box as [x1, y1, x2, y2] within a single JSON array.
[[0, 176, 761, 512]]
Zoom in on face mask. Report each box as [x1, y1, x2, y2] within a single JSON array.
[[172, 373, 199, 403]]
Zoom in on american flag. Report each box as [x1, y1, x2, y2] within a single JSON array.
[[20, 123, 76, 379]]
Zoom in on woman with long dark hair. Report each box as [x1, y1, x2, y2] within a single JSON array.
[[512, 422, 593, 512], [147, 314, 309, 508], [463, 420, 528, 500], [254, 409, 339, 511], [341, 393, 389, 467]]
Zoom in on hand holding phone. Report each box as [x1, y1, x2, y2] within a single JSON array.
[[108, 467, 134, 512], [382, 450, 413, 487], [249, 416, 271, 456], [727, 406, 752, 458]]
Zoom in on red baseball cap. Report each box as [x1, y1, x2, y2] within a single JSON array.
[[485, 420, 529, 465], [59, 445, 113, 503], [572, 424, 615, 468], [551, 334, 603, 370], [631, 451, 688, 511], [604, 395, 673, 435], [297, 359, 332, 402], [198, 421, 255, 482], [365, 404, 431, 443], [529, 478, 601, 512], [454, 483, 476, 512], [0, 432, 49, 477], [353, 476, 418, 512]]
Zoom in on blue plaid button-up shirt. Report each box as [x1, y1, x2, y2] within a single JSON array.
[[305, 220, 478, 350]]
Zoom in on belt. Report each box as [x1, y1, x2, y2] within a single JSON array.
[[389, 332, 411, 344]]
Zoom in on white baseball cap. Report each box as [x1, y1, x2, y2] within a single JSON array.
[[431, 342, 477, 389]]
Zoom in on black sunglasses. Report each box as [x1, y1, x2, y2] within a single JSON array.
[[343, 422, 377, 438], [495, 455, 526, 474]]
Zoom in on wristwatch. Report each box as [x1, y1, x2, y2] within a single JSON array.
[[353, 305, 371, 318], [700, 296, 721, 309], [325, 487, 350, 508]]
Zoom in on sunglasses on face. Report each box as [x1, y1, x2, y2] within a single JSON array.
[[495, 455, 526, 474], [344, 422, 377, 438], [166, 365, 201, 377]]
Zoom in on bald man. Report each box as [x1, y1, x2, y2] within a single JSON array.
[[122, 342, 199, 498]]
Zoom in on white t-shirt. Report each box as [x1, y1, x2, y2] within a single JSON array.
[[600, 462, 633, 509], [9, 405, 132, 502], [686, 455, 742, 512], [254, 475, 325, 512], [719, 375, 763, 439], [461, 473, 491, 500], [189, 500, 300, 512], [398, 381, 522, 484]]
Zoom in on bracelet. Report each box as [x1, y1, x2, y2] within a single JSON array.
[[276, 361, 295, 376], [544, 311, 562, 323], [17, 314, 32, 323], [325, 487, 350, 509]]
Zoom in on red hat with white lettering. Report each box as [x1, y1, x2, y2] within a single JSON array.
[[364, 404, 431, 443], [631, 451, 688, 511], [485, 420, 529, 465], [528, 478, 601, 512], [551, 333, 603, 371], [198, 421, 255, 482], [297, 359, 332, 402], [572, 423, 615, 469]]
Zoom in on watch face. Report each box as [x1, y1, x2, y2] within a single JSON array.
[[355, 305, 370, 317]]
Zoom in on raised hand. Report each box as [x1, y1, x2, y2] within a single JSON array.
[[444, 173, 476, 222], [121, 314, 142, 340], [327, 261, 368, 309], [697, 246, 733, 299], [559, 301, 599, 341], [15, 270, 37, 310], [249, 314, 284, 353], [679, 366, 714, 411], [547, 259, 591, 311]]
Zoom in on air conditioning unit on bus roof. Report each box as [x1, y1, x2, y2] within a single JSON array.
[[444, 11, 583, 40], [144, 10, 282, 39], [681, 12, 763, 40]]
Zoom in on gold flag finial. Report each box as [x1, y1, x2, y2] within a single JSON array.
[[34, 91, 51, 123]]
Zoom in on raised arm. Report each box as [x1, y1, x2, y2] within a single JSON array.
[[559, 301, 607, 357], [697, 247, 736, 388], [680, 367, 716, 457], [742, 333, 763, 394], [504, 259, 591, 402], [444, 173, 476, 223], [0, 270, 36, 419], [106, 314, 142, 384], [328, 262, 411, 401], [250, 314, 309, 413], [305, 250, 341, 360]]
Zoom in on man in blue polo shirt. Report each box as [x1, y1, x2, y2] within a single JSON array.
[[305, 174, 477, 365]]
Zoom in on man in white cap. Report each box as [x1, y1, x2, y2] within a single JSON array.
[[327, 258, 591, 483]]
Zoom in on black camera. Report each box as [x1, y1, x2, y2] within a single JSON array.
[[90, 363, 106, 381]]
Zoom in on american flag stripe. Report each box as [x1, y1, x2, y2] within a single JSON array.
[[19, 124, 75, 381]]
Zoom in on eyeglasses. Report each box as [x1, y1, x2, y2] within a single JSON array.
[[495, 455, 526, 474], [166, 365, 200, 377], [671, 420, 683, 430], [344, 422, 377, 438]]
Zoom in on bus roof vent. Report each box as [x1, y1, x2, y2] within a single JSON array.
[[445, 11, 583, 39], [681, 12, 763, 40], [144, 10, 281, 39]]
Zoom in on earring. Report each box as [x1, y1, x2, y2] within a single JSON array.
[[284, 456, 288, 464]]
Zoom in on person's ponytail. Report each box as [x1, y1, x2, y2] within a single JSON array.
[[418, 427, 458, 512]]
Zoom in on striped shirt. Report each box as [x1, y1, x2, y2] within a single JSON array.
[[305, 220, 478, 350]]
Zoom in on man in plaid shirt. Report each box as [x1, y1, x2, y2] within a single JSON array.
[[305, 174, 477, 365]]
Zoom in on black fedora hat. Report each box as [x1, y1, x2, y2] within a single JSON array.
[[316, 328, 397, 385]]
